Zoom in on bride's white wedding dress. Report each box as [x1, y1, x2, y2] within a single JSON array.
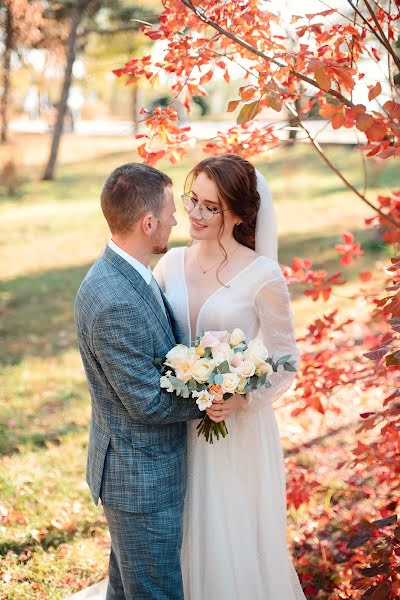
[[155, 246, 306, 600]]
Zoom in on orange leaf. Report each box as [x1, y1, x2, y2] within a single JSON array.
[[239, 86, 257, 101], [227, 99, 240, 112], [366, 121, 387, 142], [315, 67, 331, 92], [359, 271, 372, 282], [332, 113, 344, 129], [319, 103, 339, 118], [356, 113, 375, 132], [368, 82, 382, 101]]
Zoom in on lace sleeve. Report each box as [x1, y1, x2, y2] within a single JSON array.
[[247, 262, 299, 411]]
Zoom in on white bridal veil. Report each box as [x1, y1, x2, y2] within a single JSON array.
[[255, 169, 278, 262]]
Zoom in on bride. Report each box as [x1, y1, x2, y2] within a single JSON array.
[[154, 154, 306, 600]]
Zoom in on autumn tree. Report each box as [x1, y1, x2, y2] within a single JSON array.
[[0, 0, 58, 143], [41, 0, 158, 181]]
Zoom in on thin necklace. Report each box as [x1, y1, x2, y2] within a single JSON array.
[[196, 243, 240, 275]]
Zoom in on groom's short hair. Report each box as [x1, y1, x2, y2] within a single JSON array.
[[101, 163, 172, 234]]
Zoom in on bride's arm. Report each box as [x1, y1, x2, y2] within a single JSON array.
[[247, 261, 299, 411]]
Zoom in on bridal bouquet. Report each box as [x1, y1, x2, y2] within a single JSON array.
[[156, 329, 296, 444]]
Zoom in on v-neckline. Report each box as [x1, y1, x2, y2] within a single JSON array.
[[181, 247, 263, 342]]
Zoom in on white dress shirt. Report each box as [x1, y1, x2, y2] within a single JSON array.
[[108, 239, 152, 285]]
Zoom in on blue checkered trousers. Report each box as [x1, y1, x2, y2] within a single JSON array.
[[75, 246, 202, 599]]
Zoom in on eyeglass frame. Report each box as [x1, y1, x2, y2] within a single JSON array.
[[181, 192, 231, 221]]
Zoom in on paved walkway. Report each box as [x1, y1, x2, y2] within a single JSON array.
[[66, 578, 107, 600], [10, 117, 362, 144]]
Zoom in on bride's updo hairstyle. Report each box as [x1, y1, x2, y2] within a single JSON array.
[[185, 154, 261, 251]]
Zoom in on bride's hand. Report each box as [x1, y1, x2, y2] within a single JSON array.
[[206, 393, 247, 422]]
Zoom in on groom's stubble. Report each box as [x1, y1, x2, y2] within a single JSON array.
[[150, 186, 177, 255]]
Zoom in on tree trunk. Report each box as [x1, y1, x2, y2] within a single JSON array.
[[42, 1, 86, 181], [1, 7, 13, 145], [288, 96, 302, 145]]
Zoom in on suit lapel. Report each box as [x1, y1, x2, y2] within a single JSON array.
[[103, 246, 175, 347], [161, 290, 183, 344]]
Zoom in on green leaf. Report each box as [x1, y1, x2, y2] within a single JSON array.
[[217, 361, 230, 374], [276, 354, 293, 365], [214, 374, 224, 385], [187, 379, 198, 392], [237, 100, 260, 125], [284, 362, 297, 372]]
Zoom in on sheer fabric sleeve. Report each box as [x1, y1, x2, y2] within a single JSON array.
[[247, 262, 299, 411]]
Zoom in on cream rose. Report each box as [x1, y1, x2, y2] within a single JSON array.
[[211, 343, 234, 366], [165, 344, 190, 368], [235, 359, 256, 379], [243, 338, 269, 367], [221, 372, 241, 394], [258, 361, 273, 376], [192, 358, 215, 384], [174, 357, 197, 383], [230, 328, 246, 347]]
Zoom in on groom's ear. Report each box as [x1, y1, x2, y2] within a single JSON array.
[[141, 212, 154, 237]]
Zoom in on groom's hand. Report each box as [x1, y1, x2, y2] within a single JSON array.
[[206, 393, 247, 422]]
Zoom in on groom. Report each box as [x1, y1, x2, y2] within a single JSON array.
[[75, 163, 202, 599]]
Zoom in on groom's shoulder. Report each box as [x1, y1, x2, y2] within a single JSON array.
[[76, 255, 136, 312]]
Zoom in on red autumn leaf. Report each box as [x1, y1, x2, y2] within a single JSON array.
[[227, 99, 240, 112], [359, 271, 373, 282], [319, 103, 339, 118], [332, 113, 344, 129], [368, 82, 382, 101], [366, 121, 388, 142], [315, 67, 331, 92], [356, 113, 375, 132]]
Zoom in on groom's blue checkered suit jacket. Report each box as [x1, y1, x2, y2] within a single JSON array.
[[75, 246, 201, 513]]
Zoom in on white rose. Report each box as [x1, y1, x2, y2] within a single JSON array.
[[192, 358, 215, 384], [165, 344, 190, 368], [160, 376, 174, 393], [211, 343, 234, 366], [192, 389, 215, 411], [221, 372, 241, 394], [235, 359, 256, 379], [243, 338, 269, 367], [258, 361, 273, 376], [230, 328, 246, 347]]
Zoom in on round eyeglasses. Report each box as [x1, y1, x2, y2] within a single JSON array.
[[181, 193, 230, 222]]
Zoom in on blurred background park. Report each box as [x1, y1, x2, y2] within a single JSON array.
[[0, 0, 399, 599]]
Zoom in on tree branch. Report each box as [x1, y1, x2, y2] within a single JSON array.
[[77, 23, 151, 39], [286, 103, 400, 229], [181, 0, 355, 108], [363, 0, 400, 72]]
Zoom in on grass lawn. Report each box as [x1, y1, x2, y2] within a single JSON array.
[[0, 133, 396, 599]]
